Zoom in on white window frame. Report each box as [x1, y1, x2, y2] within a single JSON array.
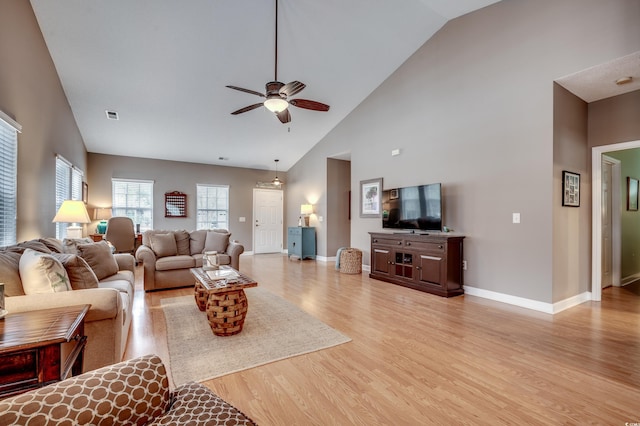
[[196, 184, 229, 230], [0, 111, 21, 247], [55, 155, 84, 239], [112, 178, 154, 232]]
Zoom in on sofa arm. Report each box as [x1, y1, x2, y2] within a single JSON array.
[[136, 245, 157, 290], [226, 241, 245, 270], [0, 354, 171, 425], [5, 288, 121, 322], [114, 253, 135, 272]]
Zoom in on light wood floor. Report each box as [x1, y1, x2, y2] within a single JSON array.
[[124, 255, 640, 425]]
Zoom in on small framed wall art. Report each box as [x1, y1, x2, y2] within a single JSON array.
[[627, 177, 639, 211], [360, 177, 383, 218], [562, 171, 580, 207]]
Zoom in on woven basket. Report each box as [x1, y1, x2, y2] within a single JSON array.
[[339, 248, 362, 274]]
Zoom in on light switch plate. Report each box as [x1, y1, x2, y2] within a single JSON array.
[[512, 213, 520, 224]]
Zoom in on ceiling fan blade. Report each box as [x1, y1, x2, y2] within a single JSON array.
[[231, 103, 264, 115], [226, 85, 265, 98], [280, 81, 306, 97], [289, 99, 330, 112], [276, 109, 291, 124]]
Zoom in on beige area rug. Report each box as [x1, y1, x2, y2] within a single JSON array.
[[161, 287, 351, 386]]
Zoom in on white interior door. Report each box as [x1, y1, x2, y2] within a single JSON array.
[[253, 189, 283, 254]]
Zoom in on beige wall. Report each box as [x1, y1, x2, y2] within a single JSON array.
[[326, 159, 351, 255], [0, 0, 87, 242], [87, 153, 286, 251], [552, 84, 590, 301], [287, 0, 640, 303]]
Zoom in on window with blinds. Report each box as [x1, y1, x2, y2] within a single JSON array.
[[0, 112, 20, 247], [112, 179, 154, 232], [196, 184, 229, 230], [55, 156, 84, 239]]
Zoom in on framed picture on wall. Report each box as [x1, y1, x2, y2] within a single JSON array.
[[562, 171, 580, 207], [627, 177, 638, 211], [360, 178, 383, 218]]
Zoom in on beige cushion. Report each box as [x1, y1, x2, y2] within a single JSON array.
[[189, 230, 207, 255], [53, 253, 99, 290], [37, 238, 64, 253], [18, 249, 71, 294], [174, 230, 191, 255], [0, 251, 24, 296], [203, 231, 230, 253], [77, 241, 119, 280], [156, 255, 196, 271], [149, 233, 178, 258]]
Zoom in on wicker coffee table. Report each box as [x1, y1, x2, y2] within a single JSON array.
[[190, 267, 258, 336]]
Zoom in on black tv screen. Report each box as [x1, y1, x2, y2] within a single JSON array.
[[382, 183, 442, 231]]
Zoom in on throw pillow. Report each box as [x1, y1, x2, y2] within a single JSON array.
[[38, 238, 64, 253], [174, 230, 191, 256], [19, 248, 72, 294], [203, 231, 230, 254], [77, 241, 119, 281], [149, 233, 178, 258], [53, 253, 100, 290]]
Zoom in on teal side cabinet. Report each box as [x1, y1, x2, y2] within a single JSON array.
[[288, 227, 316, 259]]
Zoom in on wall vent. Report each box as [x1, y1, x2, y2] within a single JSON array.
[[105, 110, 119, 120]]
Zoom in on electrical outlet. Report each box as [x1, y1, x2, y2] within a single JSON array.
[[462, 260, 467, 270], [512, 213, 521, 224]]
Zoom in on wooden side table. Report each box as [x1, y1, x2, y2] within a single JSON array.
[[0, 304, 90, 398]]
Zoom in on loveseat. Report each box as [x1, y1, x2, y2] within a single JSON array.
[[136, 229, 244, 291], [0, 354, 257, 425], [1, 238, 134, 372]]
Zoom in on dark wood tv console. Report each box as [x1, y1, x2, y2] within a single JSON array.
[[369, 232, 465, 297]]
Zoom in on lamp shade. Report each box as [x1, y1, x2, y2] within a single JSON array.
[[94, 208, 113, 221], [300, 204, 313, 215], [53, 200, 91, 224]]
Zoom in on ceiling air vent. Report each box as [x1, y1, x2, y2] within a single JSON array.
[[105, 110, 119, 120]]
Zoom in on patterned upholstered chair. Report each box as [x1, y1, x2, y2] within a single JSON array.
[[0, 354, 256, 425]]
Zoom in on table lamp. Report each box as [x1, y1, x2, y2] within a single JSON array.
[[300, 204, 313, 227], [53, 200, 91, 239], [94, 207, 112, 234]]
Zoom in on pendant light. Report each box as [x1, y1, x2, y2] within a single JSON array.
[[272, 159, 283, 186]]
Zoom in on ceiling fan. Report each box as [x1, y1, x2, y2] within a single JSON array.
[[226, 0, 330, 124]]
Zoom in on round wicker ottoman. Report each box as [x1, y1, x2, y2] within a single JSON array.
[[339, 248, 362, 274]]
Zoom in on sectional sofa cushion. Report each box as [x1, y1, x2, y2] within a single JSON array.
[[19, 249, 72, 294], [189, 230, 207, 255], [54, 253, 100, 290], [61, 237, 94, 255], [149, 233, 178, 258], [77, 241, 119, 280]]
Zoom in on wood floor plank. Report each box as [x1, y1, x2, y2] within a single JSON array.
[[124, 254, 640, 425]]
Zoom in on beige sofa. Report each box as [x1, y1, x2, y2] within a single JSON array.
[[1, 238, 134, 372], [0, 354, 257, 425], [136, 229, 244, 291]]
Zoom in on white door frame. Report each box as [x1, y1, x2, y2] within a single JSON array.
[[601, 154, 621, 288], [592, 140, 640, 301]]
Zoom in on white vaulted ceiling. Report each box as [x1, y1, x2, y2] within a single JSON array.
[[29, 0, 503, 171]]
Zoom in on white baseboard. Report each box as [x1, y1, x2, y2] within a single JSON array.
[[316, 256, 335, 262], [463, 286, 591, 314], [362, 265, 371, 272], [621, 273, 640, 286], [241, 251, 254, 256]]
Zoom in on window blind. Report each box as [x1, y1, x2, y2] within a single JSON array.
[[112, 179, 154, 231], [55, 155, 84, 239], [0, 115, 18, 246], [196, 184, 229, 230]]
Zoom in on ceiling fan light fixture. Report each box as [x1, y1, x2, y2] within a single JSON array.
[[264, 97, 289, 113]]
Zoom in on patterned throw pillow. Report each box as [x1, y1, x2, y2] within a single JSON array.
[[18, 248, 71, 294]]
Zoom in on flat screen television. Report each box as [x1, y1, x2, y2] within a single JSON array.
[[382, 183, 442, 231]]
